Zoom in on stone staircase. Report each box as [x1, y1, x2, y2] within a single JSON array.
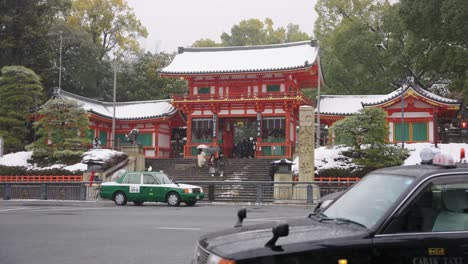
[[145, 158, 274, 202]]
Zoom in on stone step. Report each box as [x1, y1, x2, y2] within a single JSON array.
[[145, 158, 273, 183]]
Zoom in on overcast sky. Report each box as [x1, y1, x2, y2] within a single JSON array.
[[127, 0, 318, 53]]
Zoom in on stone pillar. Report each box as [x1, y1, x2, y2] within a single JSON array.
[[298, 106, 315, 182], [274, 172, 293, 202], [120, 145, 145, 171]]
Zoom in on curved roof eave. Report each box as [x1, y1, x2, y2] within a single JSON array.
[[88, 109, 177, 121], [159, 65, 312, 76], [362, 85, 461, 107]]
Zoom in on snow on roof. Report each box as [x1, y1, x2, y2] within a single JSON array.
[[363, 85, 460, 106], [319, 95, 383, 115], [319, 85, 460, 115], [160, 40, 318, 74], [411, 86, 460, 104], [60, 90, 177, 120]]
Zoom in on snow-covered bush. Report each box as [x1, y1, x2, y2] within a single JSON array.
[[81, 149, 128, 172]]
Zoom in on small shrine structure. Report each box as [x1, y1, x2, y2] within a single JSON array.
[[59, 90, 185, 158], [319, 85, 462, 144]]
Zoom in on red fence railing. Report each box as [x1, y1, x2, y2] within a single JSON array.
[[0, 175, 83, 182], [315, 177, 360, 183]]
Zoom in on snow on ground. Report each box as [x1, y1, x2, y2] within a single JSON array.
[[63, 163, 88, 172], [1, 143, 468, 174], [0, 148, 125, 172], [291, 143, 468, 174], [0, 151, 32, 167], [81, 149, 126, 164]]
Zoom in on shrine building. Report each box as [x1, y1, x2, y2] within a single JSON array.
[[319, 84, 462, 144], [59, 90, 185, 158], [160, 40, 324, 158]]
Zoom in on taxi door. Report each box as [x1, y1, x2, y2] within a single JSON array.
[[372, 175, 468, 264], [124, 172, 144, 201], [140, 173, 159, 202]]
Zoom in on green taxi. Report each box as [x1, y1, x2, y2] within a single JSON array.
[[99, 171, 204, 206]]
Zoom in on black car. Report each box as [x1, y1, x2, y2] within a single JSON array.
[[193, 152, 468, 264]]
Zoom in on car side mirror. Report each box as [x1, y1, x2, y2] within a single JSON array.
[[234, 208, 247, 228], [265, 222, 289, 250]]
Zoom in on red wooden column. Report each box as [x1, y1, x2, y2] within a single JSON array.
[[254, 102, 265, 157], [188, 78, 194, 96], [433, 108, 439, 145], [154, 123, 159, 158], [185, 114, 192, 157], [282, 102, 295, 157], [211, 103, 221, 145], [181, 105, 193, 157], [285, 112, 291, 157]]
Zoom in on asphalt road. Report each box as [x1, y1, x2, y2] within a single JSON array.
[[0, 201, 314, 264]]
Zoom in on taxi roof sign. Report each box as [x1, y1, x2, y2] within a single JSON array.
[[432, 153, 456, 168]]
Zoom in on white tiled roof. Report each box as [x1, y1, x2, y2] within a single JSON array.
[[60, 91, 177, 120], [363, 85, 460, 106], [319, 95, 383, 115], [160, 40, 318, 74], [319, 85, 460, 115]]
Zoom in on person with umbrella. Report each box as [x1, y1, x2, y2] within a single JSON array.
[[197, 148, 206, 168]]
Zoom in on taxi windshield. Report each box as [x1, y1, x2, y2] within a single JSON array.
[[323, 173, 416, 229]]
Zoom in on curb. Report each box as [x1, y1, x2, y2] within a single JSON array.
[[0, 199, 316, 208]]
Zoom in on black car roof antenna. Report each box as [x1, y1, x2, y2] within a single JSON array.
[[234, 208, 247, 227]]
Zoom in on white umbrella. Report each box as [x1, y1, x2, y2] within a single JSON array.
[[197, 144, 209, 149]]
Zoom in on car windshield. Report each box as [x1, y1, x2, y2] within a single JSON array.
[[154, 173, 174, 184], [323, 173, 416, 229]]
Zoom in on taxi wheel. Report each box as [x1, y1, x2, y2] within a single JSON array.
[[133, 201, 144, 206], [186, 201, 197, 206], [167, 192, 181, 206], [113, 191, 127, 206]]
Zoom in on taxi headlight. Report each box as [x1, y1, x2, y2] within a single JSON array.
[[200, 187, 203, 193], [184, 188, 193, 194], [207, 253, 236, 264]]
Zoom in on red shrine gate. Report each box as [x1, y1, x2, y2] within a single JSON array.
[[161, 40, 324, 158]]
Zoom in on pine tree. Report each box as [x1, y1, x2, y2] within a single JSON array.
[[0, 66, 43, 152], [331, 107, 409, 170], [30, 99, 90, 165]]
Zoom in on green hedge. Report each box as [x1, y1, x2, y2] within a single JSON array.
[[317, 167, 372, 178]]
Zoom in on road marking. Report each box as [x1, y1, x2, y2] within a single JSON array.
[[0, 207, 30, 212], [0, 207, 112, 213], [27, 207, 110, 212], [155, 227, 201, 231]]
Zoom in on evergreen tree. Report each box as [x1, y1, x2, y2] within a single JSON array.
[[30, 99, 90, 165], [117, 52, 187, 101], [331, 107, 388, 150], [331, 107, 409, 170], [399, 0, 468, 100], [0, 0, 70, 94], [0, 66, 43, 152]]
